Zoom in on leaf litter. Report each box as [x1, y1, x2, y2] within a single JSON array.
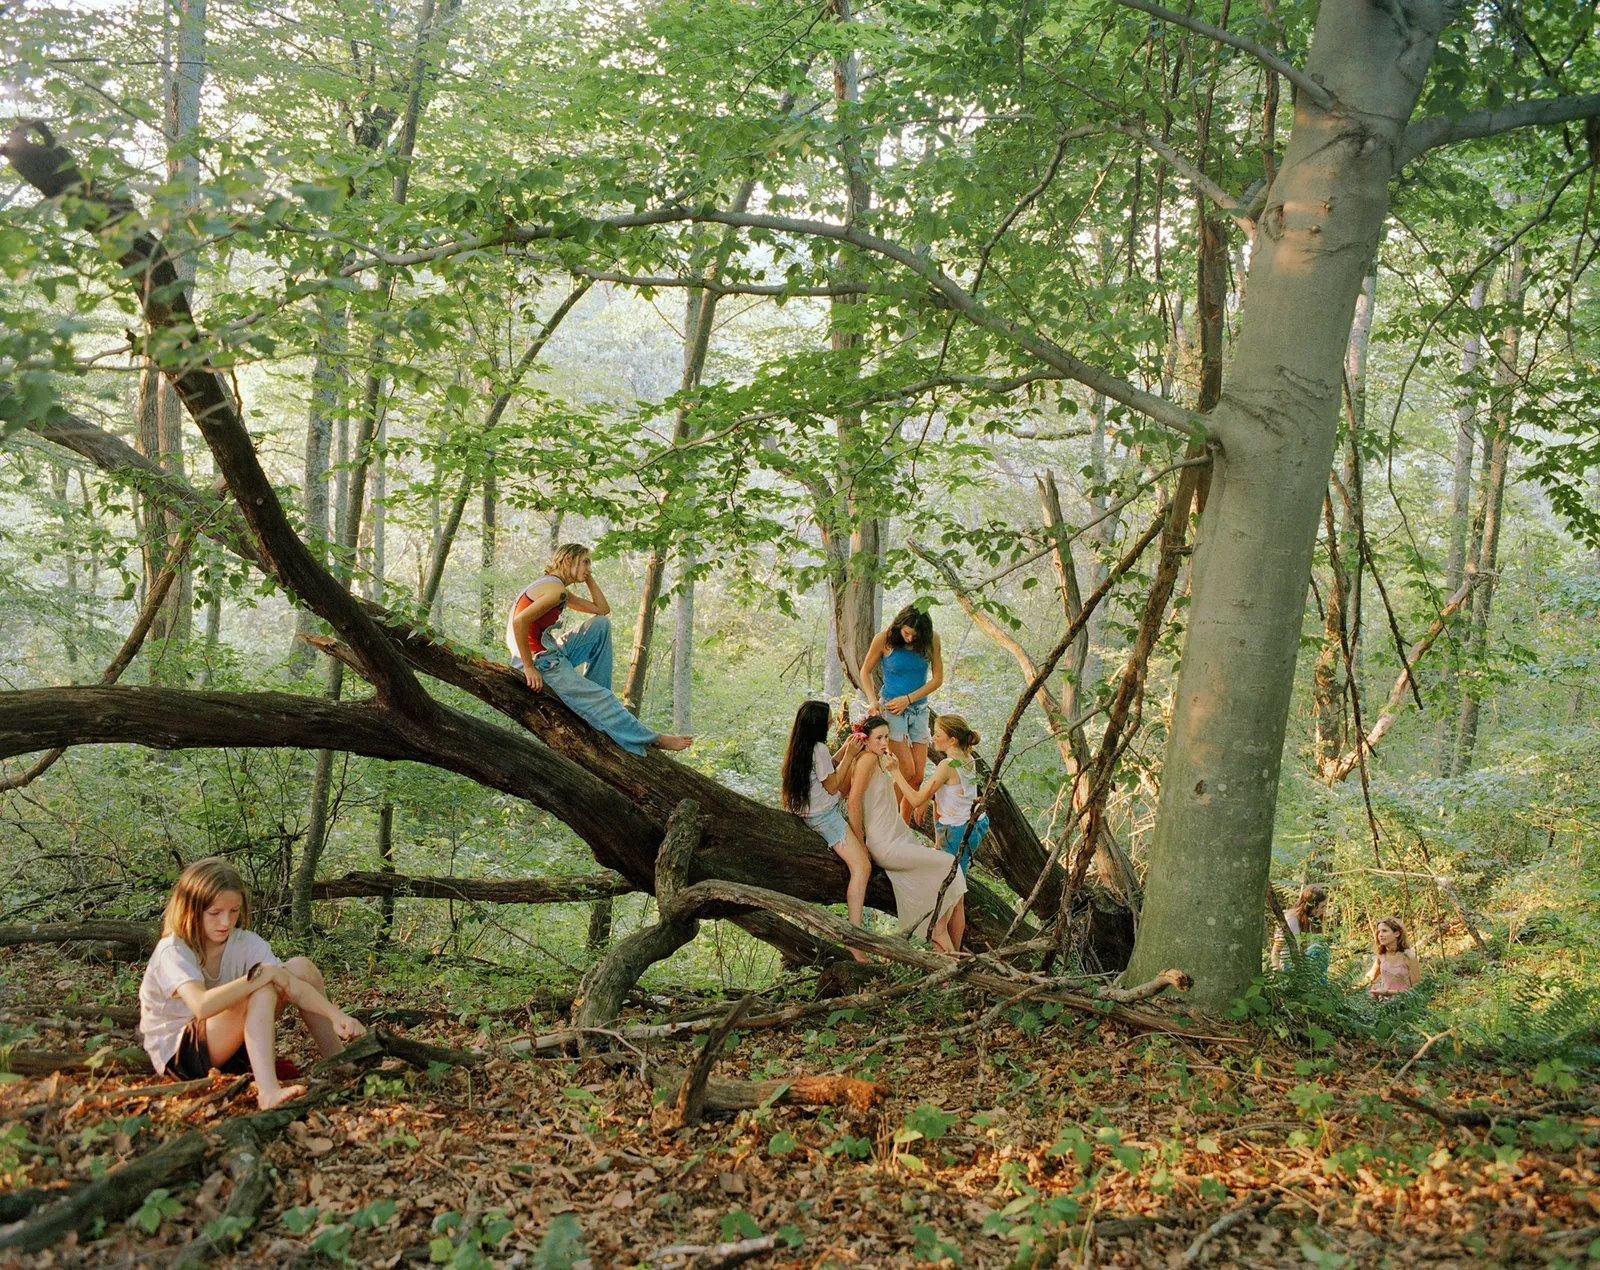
[[1, 948, 1596, 1269]]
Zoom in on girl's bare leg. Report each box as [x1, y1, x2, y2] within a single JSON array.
[[282, 956, 365, 1058], [832, 830, 873, 963], [195, 999, 250, 1066], [946, 898, 966, 952], [888, 738, 916, 822], [929, 916, 955, 953], [242, 984, 305, 1109]]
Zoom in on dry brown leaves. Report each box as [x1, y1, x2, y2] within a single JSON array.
[[1, 949, 1596, 1270]]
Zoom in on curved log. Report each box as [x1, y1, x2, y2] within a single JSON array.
[[310, 870, 636, 904]]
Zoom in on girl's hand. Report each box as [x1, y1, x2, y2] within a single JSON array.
[[524, 665, 544, 692], [886, 695, 908, 715], [877, 753, 896, 773], [332, 1012, 367, 1043]]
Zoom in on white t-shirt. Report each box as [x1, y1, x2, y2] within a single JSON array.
[[801, 742, 838, 817], [139, 928, 281, 1073]]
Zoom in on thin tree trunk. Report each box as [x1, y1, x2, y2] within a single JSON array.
[[368, 415, 386, 604], [1433, 276, 1488, 773], [1311, 260, 1375, 775], [290, 297, 346, 675], [479, 465, 497, 645], [823, 611, 843, 702], [621, 193, 751, 711], [672, 554, 694, 735], [51, 464, 79, 671], [377, 800, 395, 946], [1452, 248, 1522, 776]]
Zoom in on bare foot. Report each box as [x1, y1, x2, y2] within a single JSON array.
[[257, 1083, 307, 1110], [653, 734, 694, 751], [848, 947, 873, 964], [332, 1012, 366, 1043]]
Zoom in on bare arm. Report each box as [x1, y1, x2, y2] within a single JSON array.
[[563, 561, 610, 615], [858, 632, 888, 709], [175, 964, 290, 1020], [891, 757, 950, 810], [820, 739, 861, 795], [911, 633, 944, 704], [847, 752, 871, 844], [1356, 956, 1379, 988], [1405, 950, 1422, 986], [510, 579, 568, 690]]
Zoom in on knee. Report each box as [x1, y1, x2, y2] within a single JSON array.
[[284, 956, 323, 989], [588, 614, 611, 635]]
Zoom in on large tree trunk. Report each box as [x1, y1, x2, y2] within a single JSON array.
[[289, 297, 345, 676], [1125, 0, 1444, 1009]]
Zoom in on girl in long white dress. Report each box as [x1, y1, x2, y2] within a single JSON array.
[[846, 716, 966, 950]]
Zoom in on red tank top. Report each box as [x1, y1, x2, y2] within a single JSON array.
[[513, 581, 565, 655]]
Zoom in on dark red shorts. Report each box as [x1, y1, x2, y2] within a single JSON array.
[[165, 1019, 250, 1081]]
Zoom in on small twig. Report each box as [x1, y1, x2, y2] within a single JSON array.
[[1181, 1194, 1280, 1265], [649, 1234, 778, 1267]]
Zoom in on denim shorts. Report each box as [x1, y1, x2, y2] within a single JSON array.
[[884, 702, 931, 745], [802, 804, 849, 848], [935, 814, 988, 873]]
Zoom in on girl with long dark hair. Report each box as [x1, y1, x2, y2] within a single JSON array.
[[781, 701, 870, 958], [859, 604, 944, 822]]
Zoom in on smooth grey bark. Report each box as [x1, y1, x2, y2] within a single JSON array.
[[290, 296, 346, 674], [1452, 248, 1523, 777], [621, 197, 750, 712], [1434, 276, 1489, 774], [367, 415, 387, 604], [479, 465, 497, 645], [1125, 0, 1449, 1009], [823, 610, 843, 701], [671, 554, 694, 734]]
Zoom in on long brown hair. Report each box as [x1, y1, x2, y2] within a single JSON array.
[[162, 857, 252, 957], [1293, 884, 1328, 932], [781, 701, 832, 814], [1374, 915, 1410, 953], [884, 605, 934, 659]]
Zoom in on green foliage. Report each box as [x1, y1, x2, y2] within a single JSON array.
[[133, 1188, 184, 1235]]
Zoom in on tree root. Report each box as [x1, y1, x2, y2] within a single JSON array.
[[674, 994, 755, 1128]]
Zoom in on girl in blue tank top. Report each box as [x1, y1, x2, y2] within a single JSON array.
[[860, 605, 943, 824]]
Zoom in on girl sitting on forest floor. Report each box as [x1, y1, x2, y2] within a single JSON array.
[[139, 858, 366, 1109], [882, 713, 986, 953], [1270, 883, 1330, 978], [1359, 915, 1422, 999], [780, 700, 871, 962]]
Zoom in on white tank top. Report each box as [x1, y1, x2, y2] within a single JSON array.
[[934, 760, 978, 825]]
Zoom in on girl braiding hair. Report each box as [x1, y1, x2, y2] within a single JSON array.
[[779, 701, 870, 957]]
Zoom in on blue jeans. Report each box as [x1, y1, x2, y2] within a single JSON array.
[[885, 702, 931, 744], [935, 814, 988, 874], [511, 615, 659, 756]]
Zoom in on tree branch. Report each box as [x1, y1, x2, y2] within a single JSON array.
[[1105, 0, 1335, 112], [2, 122, 436, 718], [336, 206, 1202, 438], [1398, 93, 1600, 168]]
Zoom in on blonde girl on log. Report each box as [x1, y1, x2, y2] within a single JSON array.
[[138, 858, 365, 1110], [506, 543, 692, 754]]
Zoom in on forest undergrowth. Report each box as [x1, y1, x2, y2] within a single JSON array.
[[2, 943, 1597, 1270]]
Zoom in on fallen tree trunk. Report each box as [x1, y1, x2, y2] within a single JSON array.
[[0, 921, 157, 952], [310, 870, 635, 904], [648, 1063, 883, 1114]]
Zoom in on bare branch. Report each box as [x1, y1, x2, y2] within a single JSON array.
[[1105, 0, 1335, 111], [1398, 93, 1600, 168]]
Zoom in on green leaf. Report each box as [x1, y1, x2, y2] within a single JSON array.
[[720, 1209, 762, 1241], [531, 1212, 586, 1270]]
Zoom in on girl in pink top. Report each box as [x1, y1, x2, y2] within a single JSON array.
[[1359, 916, 1421, 999]]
